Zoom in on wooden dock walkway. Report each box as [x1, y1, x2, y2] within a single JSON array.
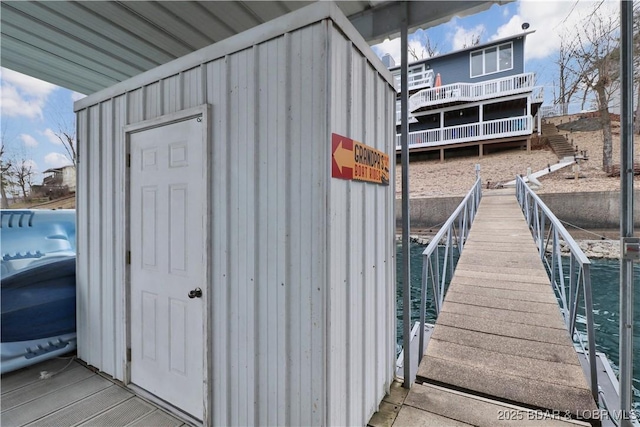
[[376, 191, 599, 426]]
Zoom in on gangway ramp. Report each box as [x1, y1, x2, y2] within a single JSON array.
[[413, 192, 599, 424]]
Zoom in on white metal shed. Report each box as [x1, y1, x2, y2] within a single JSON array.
[[74, 2, 396, 425]]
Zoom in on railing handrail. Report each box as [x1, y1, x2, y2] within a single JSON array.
[[413, 176, 482, 370], [516, 177, 591, 265], [515, 175, 598, 402], [422, 178, 480, 258], [394, 68, 435, 92], [394, 115, 533, 149], [409, 72, 537, 112]]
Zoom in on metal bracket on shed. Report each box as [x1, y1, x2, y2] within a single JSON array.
[[622, 237, 640, 261]]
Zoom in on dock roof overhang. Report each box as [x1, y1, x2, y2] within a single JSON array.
[[0, 1, 507, 95]]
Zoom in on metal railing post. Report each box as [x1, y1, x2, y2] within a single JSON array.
[[583, 263, 598, 402]]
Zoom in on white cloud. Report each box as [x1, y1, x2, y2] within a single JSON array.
[[70, 91, 85, 102], [44, 152, 71, 168], [491, 0, 619, 61], [1, 68, 56, 98], [0, 68, 57, 119], [42, 128, 61, 145], [450, 24, 486, 51], [372, 34, 441, 65], [0, 83, 45, 120], [372, 38, 402, 65], [23, 159, 38, 171], [19, 134, 38, 148]]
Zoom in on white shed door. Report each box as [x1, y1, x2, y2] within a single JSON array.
[[129, 116, 206, 419]]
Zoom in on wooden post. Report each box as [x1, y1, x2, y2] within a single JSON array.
[[440, 148, 444, 163]]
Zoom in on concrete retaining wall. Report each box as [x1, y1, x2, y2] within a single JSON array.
[[538, 191, 640, 229], [396, 196, 464, 229], [397, 191, 640, 230]]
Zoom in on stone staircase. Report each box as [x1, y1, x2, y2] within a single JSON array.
[[541, 121, 575, 159]]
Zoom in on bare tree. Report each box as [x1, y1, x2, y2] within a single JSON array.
[[0, 144, 12, 208], [461, 31, 483, 50], [554, 34, 581, 115], [408, 37, 439, 61], [566, 5, 620, 171], [48, 100, 78, 167], [54, 130, 77, 167], [9, 158, 35, 200]]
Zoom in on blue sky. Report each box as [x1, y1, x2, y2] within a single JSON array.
[[0, 0, 619, 186]]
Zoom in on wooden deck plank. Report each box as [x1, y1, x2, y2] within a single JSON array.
[[1, 357, 77, 394], [456, 253, 546, 269], [76, 397, 156, 427], [422, 339, 588, 389], [453, 269, 550, 285], [417, 194, 598, 420], [440, 301, 568, 330], [126, 409, 186, 427], [1, 363, 92, 411], [1, 375, 112, 426], [23, 385, 134, 427], [2, 358, 187, 427], [418, 357, 596, 419], [446, 283, 559, 303], [436, 311, 573, 346], [394, 405, 473, 426], [444, 290, 561, 315], [430, 325, 581, 365], [454, 264, 550, 279], [402, 383, 591, 426]]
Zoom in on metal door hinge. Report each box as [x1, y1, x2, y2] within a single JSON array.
[[126, 348, 131, 362], [126, 251, 131, 265]]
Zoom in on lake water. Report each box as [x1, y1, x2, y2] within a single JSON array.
[[395, 242, 640, 410]]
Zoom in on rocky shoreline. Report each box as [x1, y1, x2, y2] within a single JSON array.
[[402, 235, 620, 259]]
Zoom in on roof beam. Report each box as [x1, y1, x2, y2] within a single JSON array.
[[349, 1, 504, 45]]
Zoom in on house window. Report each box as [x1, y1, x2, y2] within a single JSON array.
[[470, 42, 513, 77]]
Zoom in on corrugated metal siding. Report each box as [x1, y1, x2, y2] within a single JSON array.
[[326, 24, 396, 426], [77, 16, 394, 427]]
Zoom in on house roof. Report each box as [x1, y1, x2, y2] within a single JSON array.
[[388, 29, 536, 71], [43, 166, 74, 174], [0, 1, 508, 94]]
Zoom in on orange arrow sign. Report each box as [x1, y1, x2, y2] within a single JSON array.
[[331, 133, 389, 185], [331, 134, 353, 180], [333, 140, 354, 174]]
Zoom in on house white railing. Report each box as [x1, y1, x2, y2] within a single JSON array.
[[395, 115, 532, 150], [396, 100, 418, 125], [532, 86, 544, 104], [394, 69, 435, 93], [408, 73, 537, 113]]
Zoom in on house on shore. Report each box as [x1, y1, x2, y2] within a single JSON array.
[[31, 165, 76, 198], [389, 31, 544, 160]]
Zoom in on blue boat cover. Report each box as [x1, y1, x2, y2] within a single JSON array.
[[1, 209, 77, 374]]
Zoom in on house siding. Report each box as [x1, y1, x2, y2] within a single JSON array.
[[390, 35, 527, 85], [424, 37, 526, 84]]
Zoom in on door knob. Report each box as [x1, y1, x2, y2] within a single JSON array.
[[188, 287, 202, 299]]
